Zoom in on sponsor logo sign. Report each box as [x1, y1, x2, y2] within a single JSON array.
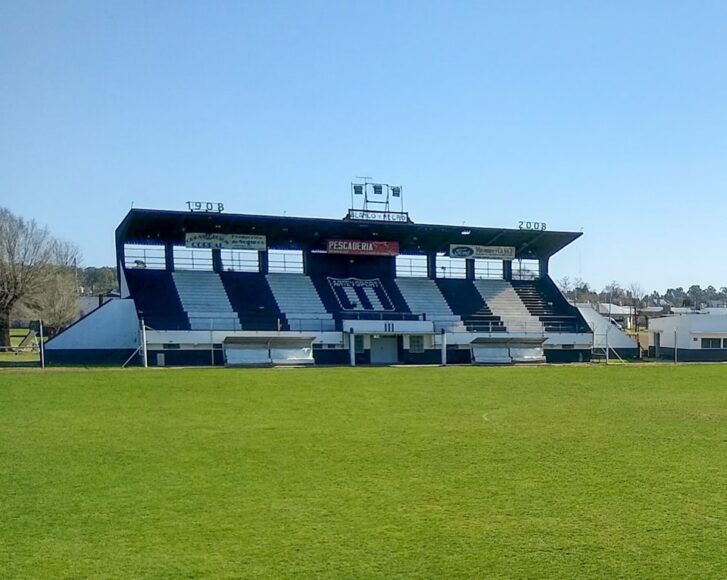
[[328, 277, 395, 311], [327, 239, 399, 256], [185, 233, 267, 250], [449, 244, 516, 260]]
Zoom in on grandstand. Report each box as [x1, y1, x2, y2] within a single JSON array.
[[45, 204, 592, 365]]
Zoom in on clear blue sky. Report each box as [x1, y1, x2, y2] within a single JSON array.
[[2, 1, 726, 291]]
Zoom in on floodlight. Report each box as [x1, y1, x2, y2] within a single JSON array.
[[353, 184, 364, 195], [391, 186, 401, 197], [373, 184, 383, 195]]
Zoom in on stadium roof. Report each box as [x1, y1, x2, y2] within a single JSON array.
[[116, 208, 582, 259]]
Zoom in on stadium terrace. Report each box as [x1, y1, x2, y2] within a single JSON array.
[[45, 207, 594, 366]]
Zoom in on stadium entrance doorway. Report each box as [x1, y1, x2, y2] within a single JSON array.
[[370, 336, 399, 364]]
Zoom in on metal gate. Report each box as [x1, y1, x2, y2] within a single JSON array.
[[370, 336, 398, 364]]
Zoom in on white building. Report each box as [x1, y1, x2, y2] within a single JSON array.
[[649, 313, 727, 361]]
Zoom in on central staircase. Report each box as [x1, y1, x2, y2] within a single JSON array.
[[172, 270, 241, 330], [473, 280, 543, 334]]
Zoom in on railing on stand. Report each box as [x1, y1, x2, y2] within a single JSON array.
[[395, 256, 428, 278], [286, 318, 337, 332], [123, 245, 167, 270]]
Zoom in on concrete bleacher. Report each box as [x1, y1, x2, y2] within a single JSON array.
[[220, 272, 282, 331], [124, 269, 189, 330], [473, 280, 544, 334], [266, 273, 335, 331], [395, 278, 465, 331], [310, 276, 416, 323], [126, 267, 583, 337], [511, 280, 588, 333], [172, 270, 241, 330], [436, 279, 506, 332]]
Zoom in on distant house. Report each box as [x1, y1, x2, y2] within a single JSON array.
[[77, 293, 120, 321], [597, 303, 635, 330]]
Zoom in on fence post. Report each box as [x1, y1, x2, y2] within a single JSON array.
[[39, 319, 45, 369], [605, 327, 609, 364], [441, 329, 447, 366], [141, 316, 148, 368], [674, 329, 678, 364], [210, 319, 215, 366], [349, 328, 356, 367]]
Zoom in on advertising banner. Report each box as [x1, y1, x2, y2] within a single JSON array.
[[185, 233, 267, 250], [327, 239, 399, 256], [448, 244, 516, 260]]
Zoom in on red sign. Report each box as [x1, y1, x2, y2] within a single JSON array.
[[327, 239, 399, 256]]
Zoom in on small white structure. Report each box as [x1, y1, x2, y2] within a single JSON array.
[[649, 313, 727, 361], [597, 303, 635, 330], [76, 294, 117, 321], [223, 336, 315, 366]]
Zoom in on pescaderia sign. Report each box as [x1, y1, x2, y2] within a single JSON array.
[[449, 244, 516, 260], [185, 233, 267, 250], [327, 239, 400, 256]]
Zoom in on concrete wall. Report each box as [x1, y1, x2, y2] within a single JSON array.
[[46, 299, 139, 351]]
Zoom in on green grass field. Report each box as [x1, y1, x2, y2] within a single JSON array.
[[2, 366, 727, 578]]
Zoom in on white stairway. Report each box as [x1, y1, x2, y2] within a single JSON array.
[[266, 274, 334, 331], [395, 278, 464, 331], [172, 270, 240, 330], [473, 280, 543, 334]]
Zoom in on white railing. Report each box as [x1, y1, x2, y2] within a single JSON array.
[[221, 249, 259, 272], [268, 250, 304, 274], [395, 256, 428, 277], [173, 248, 214, 271], [124, 244, 166, 270]]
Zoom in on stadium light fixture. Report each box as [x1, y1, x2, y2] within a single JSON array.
[[373, 184, 383, 195]]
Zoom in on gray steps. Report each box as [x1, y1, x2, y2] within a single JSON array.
[[473, 280, 543, 334], [172, 270, 240, 330], [395, 278, 464, 331], [266, 273, 335, 331]]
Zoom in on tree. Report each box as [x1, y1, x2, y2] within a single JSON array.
[[0, 208, 80, 346], [557, 276, 572, 294], [627, 282, 644, 307], [19, 242, 81, 336], [80, 266, 118, 295], [687, 285, 704, 308], [602, 281, 623, 304]]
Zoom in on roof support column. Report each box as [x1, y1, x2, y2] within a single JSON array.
[[212, 249, 223, 273], [303, 249, 312, 275], [539, 258, 549, 279], [165, 242, 175, 272], [503, 260, 513, 282], [427, 252, 437, 279], [259, 250, 269, 274], [466, 259, 475, 280]]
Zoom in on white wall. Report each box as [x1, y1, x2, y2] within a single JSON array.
[[146, 329, 344, 347], [649, 314, 727, 349], [46, 299, 140, 350], [578, 305, 636, 349], [343, 320, 434, 334]]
